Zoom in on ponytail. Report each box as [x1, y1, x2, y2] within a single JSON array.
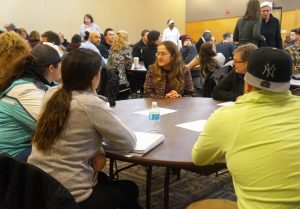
[[32, 87, 72, 151]]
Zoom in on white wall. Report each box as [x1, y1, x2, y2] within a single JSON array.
[[0, 0, 186, 43]]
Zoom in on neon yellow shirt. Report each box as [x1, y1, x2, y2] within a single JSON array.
[[192, 90, 300, 209]]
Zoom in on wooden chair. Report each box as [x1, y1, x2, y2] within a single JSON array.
[[186, 199, 237, 209]]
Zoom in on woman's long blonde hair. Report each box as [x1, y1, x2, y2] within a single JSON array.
[[152, 41, 184, 92], [111, 30, 128, 51]]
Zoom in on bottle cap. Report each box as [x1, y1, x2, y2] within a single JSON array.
[[151, 101, 157, 108]]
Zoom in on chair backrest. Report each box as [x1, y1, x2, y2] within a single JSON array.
[[0, 154, 79, 209], [98, 68, 120, 106]]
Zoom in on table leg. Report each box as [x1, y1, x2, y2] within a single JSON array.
[[109, 158, 115, 181], [164, 167, 171, 209], [146, 165, 152, 209]]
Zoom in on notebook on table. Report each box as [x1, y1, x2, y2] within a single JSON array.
[[103, 131, 164, 156]]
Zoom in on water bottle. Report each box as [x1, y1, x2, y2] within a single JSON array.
[[148, 101, 160, 132]]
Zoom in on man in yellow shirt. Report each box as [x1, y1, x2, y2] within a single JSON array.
[[192, 47, 300, 209]]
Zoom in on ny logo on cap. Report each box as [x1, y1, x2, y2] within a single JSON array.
[[262, 63, 276, 78]]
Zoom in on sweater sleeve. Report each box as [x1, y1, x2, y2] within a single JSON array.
[[86, 100, 137, 152], [274, 18, 283, 49], [253, 19, 264, 41]]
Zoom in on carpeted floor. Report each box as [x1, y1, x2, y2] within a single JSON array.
[[103, 161, 236, 209]]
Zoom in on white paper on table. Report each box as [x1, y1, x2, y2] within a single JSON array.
[[217, 101, 235, 107], [290, 79, 300, 86], [134, 108, 177, 116], [175, 120, 207, 132]]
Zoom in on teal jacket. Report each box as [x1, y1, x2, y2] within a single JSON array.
[[0, 78, 49, 157]]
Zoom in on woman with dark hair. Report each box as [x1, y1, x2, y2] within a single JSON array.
[[144, 41, 194, 98], [28, 48, 142, 209], [141, 30, 161, 70], [80, 14, 101, 38], [198, 42, 220, 79], [67, 34, 82, 52], [29, 30, 41, 48], [233, 0, 265, 46], [0, 32, 62, 161]]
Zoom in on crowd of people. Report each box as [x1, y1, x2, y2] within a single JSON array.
[[1, 0, 300, 208]]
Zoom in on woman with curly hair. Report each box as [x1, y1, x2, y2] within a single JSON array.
[[144, 41, 194, 98], [0, 32, 62, 161], [106, 30, 133, 99], [0, 31, 31, 79]]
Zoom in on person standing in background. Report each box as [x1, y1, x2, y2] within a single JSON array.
[[259, 1, 282, 48], [132, 29, 149, 62], [162, 19, 182, 48], [80, 14, 101, 39], [233, 0, 265, 46], [98, 28, 115, 59]]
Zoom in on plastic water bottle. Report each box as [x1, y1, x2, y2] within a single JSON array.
[[148, 101, 160, 132]]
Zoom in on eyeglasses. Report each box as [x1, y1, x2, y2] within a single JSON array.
[[233, 59, 245, 64], [156, 52, 170, 57]]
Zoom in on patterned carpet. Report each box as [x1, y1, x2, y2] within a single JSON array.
[[103, 161, 236, 209]]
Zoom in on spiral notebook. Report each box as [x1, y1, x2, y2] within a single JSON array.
[[103, 132, 164, 156]]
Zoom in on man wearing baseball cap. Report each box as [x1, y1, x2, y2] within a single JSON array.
[[192, 47, 300, 208]]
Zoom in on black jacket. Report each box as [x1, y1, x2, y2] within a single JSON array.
[[141, 45, 157, 70], [0, 154, 79, 209], [260, 14, 282, 49], [98, 41, 111, 59], [212, 70, 244, 101], [132, 39, 147, 61]]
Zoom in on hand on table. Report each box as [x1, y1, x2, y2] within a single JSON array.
[[165, 90, 182, 99]]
